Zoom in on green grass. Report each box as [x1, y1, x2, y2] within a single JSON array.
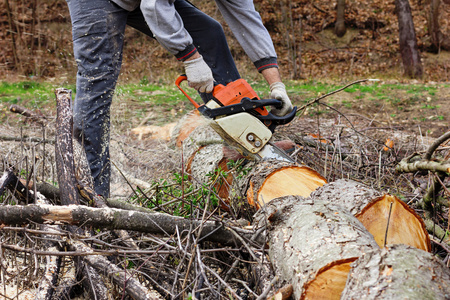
[[1, 79, 448, 121], [0, 81, 76, 108]]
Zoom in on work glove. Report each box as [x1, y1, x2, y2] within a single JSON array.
[[269, 82, 293, 116], [183, 55, 214, 93]]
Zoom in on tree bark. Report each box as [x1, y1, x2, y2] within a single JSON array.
[[55, 88, 80, 205], [428, 0, 450, 51], [255, 196, 378, 299], [311, 179, 430, 251], [0, 204, 263, 247], [171, 110, 207, 147], [334, 0, 347, 37], [341, 244, 450, 299], [395, 0, 423, 78]]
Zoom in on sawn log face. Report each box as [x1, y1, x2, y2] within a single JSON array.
[[260, 196, 378, 299]]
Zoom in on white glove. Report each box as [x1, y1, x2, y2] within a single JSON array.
[[183, 55, 214, 93], [269, 82, 293, 116]]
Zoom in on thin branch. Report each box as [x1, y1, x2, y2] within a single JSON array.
[[296, 79, 379, 115], [425, 131, 450, 160]]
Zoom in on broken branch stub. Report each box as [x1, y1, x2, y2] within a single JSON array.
[[54, 88, 80, 205]]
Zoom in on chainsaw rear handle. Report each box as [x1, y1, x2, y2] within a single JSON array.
[[175, 75, 200, 109]]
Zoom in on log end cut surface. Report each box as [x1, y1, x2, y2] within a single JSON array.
[[303, 259, 354, 300], [356, 194, 431, 251], [251, 166, 326, 208]]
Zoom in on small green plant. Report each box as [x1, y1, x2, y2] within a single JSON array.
[[342, 100, 352, 108], [421, 104, 439, 110]]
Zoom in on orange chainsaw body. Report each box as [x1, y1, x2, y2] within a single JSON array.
[[212, 79, 269, 116]]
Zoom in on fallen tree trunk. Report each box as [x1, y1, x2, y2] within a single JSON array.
[[310, 179, 430, 251], [178, 119, 430, 250], [342, 244, 450, 299], [255, 196, 379, 299], [174, 114, 432, 298], [0, 204, 263, 247]]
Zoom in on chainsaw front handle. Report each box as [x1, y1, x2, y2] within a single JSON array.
[[175, 75, 200, 109]]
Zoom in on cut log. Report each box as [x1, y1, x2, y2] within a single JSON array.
[[180, 123, 326, 210], [244, 160, 326, 208], [341, 244, 450, 299], [130, 123, 176, 141], [311, 179, 431, 251], [256, 196, 379, 299], [171, 110, 207, 147], [180, 123, 235, 208], [168, 111, 434, 299]]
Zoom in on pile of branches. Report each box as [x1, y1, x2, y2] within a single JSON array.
[[1, 85, 449, 299], [0, 89, 272, 299]]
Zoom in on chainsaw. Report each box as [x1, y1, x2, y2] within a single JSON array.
[[175, 75, 297, 163]]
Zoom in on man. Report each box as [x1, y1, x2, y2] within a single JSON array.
[[66, 0, 292, 198]]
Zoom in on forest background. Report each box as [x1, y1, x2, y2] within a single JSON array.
[[1, 0, 449, 137], [1, 0, 449, 83], [0, 1, 449, 298]]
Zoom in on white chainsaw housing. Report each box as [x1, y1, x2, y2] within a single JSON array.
[[213, 113, 272, 154]]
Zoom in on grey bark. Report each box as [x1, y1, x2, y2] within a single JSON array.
[[54, 88, 81, 205], [309, 179, 383, 215], [0, 204, 263, 247], [395, 0, 423, 78], [342, 244, 450, 299], [255, 196, 378, 299], [182, 123, 225, 182], [310, 179, 430, 251]]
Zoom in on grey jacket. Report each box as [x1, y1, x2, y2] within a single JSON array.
[[112, 0, 277, 68]]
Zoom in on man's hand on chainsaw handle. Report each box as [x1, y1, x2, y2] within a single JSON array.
[[260, 67, 293, 116], [183, 54, 214, 93], [269, 82, 293, 116]]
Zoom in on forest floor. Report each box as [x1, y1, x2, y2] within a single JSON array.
[[0, 0, 449, 298]]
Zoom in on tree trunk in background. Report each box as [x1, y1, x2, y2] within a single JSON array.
[[395, 0, 423, 78], [428, 0, 450, 51], [429, 0, 442, 52], [335, 0, 347, 37]]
